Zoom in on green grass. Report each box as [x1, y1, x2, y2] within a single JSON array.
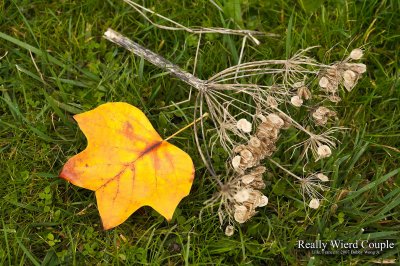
[[1, 0, 399, 265]]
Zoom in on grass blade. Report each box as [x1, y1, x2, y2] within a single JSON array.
[[16, 238, 41, 266], [341, 168, 400, 202]]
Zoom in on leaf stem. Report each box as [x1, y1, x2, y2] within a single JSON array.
[[164, 112, 209, 142]]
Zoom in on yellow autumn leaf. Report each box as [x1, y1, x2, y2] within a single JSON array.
[[60, 102, 194, 230]]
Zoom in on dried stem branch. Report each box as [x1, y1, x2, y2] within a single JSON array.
[[123, 0, 279, 44], [104, 28, 206, 91]]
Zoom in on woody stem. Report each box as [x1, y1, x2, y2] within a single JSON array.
[[104, 28, 207, 91]]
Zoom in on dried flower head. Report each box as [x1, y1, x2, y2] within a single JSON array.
[[296, 172, 331, 207], [316, 50, 365, 96], [195, 45, 366, 229], [107, 10, 368, 231]]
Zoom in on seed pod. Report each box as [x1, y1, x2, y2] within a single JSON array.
[[249, 180, 266, 190], [234, 189, 251, 203], [267, 113, 284, 128], [292, 81, 304, 88], [278, 113, 292, 129], [241, 174, 255, 184], [309, 198, 320, 209], [317, 145, 332, 159], [345, 63, 366, 74], [312, 109, 327, 125], [290, 95, 303, 107], [313, 116, 328, 125], [315, 106, 331, 116], [312, 106, 336, 125], [257, 121, 275, 133], [343, 70, 357, 82], [349, 48, 363, 60], [225, 225, 234, 236], [233, 145, 246, 153], [319, 76, 330, 88], [266, 96, 278, 108], [316, 173, 329, 182], [234, 205, 249, 223], [256, 195, 269, 207], [343, 79, 356, 91], [297, 86, 311, 100], [236, 118, 252, 133], [343, 69, 357, 91], [240, 149, 255, 163], [256, 113, 267, 122], [326, 66, 340, 80], [328, 95, 342, 103], [232, 155, 241, 169], [250, 166, 267, 175], [248, 137, 261, 148]]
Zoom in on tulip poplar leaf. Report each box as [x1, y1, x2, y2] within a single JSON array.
[[60, 102, 194, 230]]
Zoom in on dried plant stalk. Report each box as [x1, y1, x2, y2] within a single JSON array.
[[122, 0, 279, 44], [104, 29, 206, 91], [104, 28, 367, 236]]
